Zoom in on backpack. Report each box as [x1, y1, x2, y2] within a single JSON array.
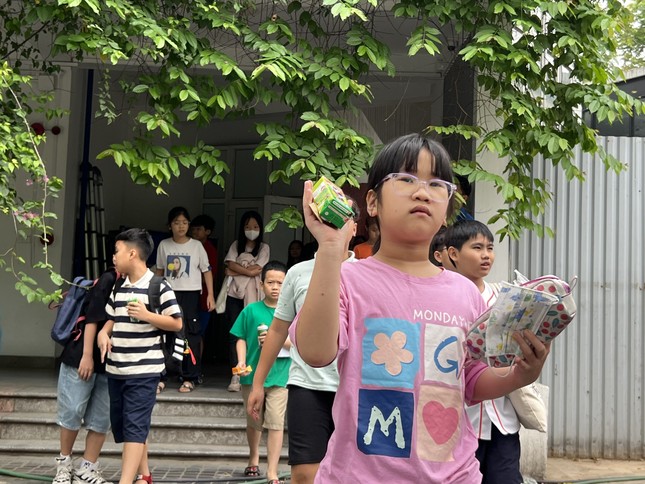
[[113, 275, 187, 375], [50, 271, 112, 345]]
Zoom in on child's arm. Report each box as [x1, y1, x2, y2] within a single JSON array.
[[472, 330, 551, 400], [247, 320, 289, 420], [295, 180, 353, 367], [227, 261, 261, 277], [97, 320, 115, 363], [235, 338, 249, 375], [283, 336, 292, 351], [78, 322, 98, 381], [203, 270, 215, 311]]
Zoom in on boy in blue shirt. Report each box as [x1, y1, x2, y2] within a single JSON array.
[[98, 228, 183, 484], [230, 260, 290, 484]]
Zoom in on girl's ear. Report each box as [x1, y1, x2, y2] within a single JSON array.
[[366, 189, 378, 217]]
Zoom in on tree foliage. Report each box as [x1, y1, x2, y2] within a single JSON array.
[[616, 0, 645, 70], [0, 0, 642, 301]]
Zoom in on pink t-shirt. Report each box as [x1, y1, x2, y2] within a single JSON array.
[[293, 257, 488, 483]]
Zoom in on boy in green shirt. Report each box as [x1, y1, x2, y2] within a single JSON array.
[[230, 260, 290, 484]]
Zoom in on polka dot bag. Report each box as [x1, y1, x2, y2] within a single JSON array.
[[466, 274, 577, 367]]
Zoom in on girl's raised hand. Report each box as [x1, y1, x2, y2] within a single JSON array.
[[302, 180, 354, 251]]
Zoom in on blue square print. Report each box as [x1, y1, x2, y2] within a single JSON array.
[[357, 389, 414, 458], [361, 317, 420, 389]]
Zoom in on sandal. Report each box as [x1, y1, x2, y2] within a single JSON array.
[[178, 381, 195, 393], [156, 382, 165, 394], [267, 480, 284, 484], [244, 465, 260, 477], [135, 474, 153, 484]]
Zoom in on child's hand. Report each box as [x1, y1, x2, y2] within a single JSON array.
[[206, 294, 215, 312], [97, 330, 112, 363], [511, 330, 551, 386], [235, 362, 251, 376], [247, 385, 264, 421], [127, 300, 150, 322], [302, 180, 354, 251], [258, 331, 268, 347]]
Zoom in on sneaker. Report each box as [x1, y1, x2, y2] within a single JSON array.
[[227, 374, 241, 392], [72, 466, 113, 484], [53, 456, 73, 484]]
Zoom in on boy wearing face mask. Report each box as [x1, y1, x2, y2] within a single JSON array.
[[223, 210, 271, 391]]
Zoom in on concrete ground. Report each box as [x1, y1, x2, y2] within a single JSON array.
[[2, 455, 645, 483]]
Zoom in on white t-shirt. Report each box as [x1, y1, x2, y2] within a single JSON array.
[[466, 281, 521, 439], [155, 238, 211, 292], [274, 252, 356, 392]]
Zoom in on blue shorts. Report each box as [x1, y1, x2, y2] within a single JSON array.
[[56, 362, 110, 434], [108, 376, 159, 444]]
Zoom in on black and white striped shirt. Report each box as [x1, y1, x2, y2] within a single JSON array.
[[105, 269, 181, 378]]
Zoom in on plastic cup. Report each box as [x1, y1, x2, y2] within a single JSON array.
[[128, 298, 139, 322]]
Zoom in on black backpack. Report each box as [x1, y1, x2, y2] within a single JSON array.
[[113, 275, 186, 375]]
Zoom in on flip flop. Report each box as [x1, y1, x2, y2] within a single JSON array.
[[156, 382, 166, 394], [178, 381, 195, 393], [244, 465, 260, 477]]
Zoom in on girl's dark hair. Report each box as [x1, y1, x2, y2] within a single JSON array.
[[367, 134, 456, 253], [167, 206, 191, 225], [116, 228, 154, 261], [237, 210, 264, 257], [261, 260, 287, 281]]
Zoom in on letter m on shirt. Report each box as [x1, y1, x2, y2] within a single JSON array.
[[357, 389, 413, 458]]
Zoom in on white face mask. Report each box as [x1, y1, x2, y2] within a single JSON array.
[[245, 230, 260, 241]]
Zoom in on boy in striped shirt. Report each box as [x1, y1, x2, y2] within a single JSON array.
[[98, 228, 182, 484]]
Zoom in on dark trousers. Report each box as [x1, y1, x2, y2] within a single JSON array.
[[475, 426, 522, 484], [224, 296, 244, 368], [176, 291, 201, 382]]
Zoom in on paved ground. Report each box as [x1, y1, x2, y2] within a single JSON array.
[[0, 455, 291, 483], [2, 455, 645, 483]]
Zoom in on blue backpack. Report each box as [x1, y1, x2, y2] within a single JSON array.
[[50, 276, 100, 345]]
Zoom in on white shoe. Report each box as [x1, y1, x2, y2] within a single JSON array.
[[53, 456, 73, 484], [227, 374, 241, 392], [73, 465, 112, 484]]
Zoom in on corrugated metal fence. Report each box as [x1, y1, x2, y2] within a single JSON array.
[[511, 136, 645, 458]]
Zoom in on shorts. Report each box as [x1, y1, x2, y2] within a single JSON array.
[[108, 376, 159, 443], [287, 385, 335, 466], [56, 362, 110, 434], [241, 385, 288, 432]]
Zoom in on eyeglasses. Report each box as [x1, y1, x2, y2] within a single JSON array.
[[376, 173, 457, 202]]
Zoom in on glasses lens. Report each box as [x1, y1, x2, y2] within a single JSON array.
[[390, 174, 451, 201]]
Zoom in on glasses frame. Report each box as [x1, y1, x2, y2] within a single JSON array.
[[375, 173, 457, 201]]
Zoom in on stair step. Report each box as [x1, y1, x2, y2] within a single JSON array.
[[1, 390, 247, 418], [0, 439, 288, 461], [0, 412, 286, 446]]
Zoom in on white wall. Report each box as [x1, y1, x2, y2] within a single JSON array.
[[0, 67, 81, 360]]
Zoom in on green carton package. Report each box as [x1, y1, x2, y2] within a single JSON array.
[[310, 176, 354, 229]]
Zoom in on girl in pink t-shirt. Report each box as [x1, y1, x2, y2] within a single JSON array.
[[294, 134, 551, 483]]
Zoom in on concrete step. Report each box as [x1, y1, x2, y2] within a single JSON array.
[[0, 412, 286, 446], [0, 439, 288, 462], [0, 389, 246, 418]]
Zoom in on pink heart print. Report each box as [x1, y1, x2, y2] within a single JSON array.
[[422, 401, 459, 445]]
